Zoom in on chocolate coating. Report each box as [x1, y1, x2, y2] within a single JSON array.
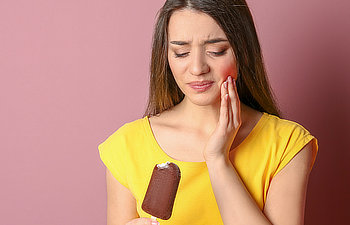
[[141, 162, 181, 220]]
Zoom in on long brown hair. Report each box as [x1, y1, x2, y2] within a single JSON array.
[[143, 0, 282, 118]]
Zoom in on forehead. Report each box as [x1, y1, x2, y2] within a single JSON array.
[[168, 9, 226, 42]]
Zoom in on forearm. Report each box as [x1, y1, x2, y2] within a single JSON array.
[[206, 157, 272, 225]]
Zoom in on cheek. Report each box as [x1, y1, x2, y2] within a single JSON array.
[[218, 59, 238, 81], [168, 56, 185, 75]]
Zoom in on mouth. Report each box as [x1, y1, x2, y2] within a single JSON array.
[[188, 81, 214, 92], [188, 80, 214, 86]]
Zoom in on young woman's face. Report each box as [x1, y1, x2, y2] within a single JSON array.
[[167, 9, 237, 105]]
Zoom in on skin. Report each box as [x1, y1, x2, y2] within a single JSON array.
[[106, 9, 316, 225], [167, 9, 240, 137]]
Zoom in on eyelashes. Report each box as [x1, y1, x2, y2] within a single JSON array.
[[174, 52, 189, 58], [174, 49, 227, 58]]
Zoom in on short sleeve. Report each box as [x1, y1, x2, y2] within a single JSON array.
[[98, 127, 129, 189], [273, 124, 319, 177]]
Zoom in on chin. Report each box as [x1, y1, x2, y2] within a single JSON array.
[[188, 93, 221, 106]]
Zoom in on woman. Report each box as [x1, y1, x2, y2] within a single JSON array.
[[99, 0, 318, 224]]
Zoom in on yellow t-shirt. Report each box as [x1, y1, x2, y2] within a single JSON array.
[[98, 112, 318, 224]]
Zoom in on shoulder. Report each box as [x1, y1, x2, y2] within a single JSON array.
[[263, 113, 318, 152], [99, 117, 148, 147], [98, 116, 151, 172], [262, 113, 319, 174], [263, 113, 313, 138], [114, 117, 147, 136]]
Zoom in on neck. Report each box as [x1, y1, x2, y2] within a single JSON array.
[[172, 96, 251, 136]]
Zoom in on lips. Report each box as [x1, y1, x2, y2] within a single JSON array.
[[188, 80, 214, 92], [188, 81, 214, 86]]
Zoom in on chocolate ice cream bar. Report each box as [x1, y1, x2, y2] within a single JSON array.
[[142, 162, 181, 220]]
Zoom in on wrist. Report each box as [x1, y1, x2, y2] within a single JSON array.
[[205, 154, 231, 168]]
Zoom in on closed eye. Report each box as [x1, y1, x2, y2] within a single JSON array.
[[174, 52, 189, 58], [209, 49, 227, 56], [174, 49, 227, 58]]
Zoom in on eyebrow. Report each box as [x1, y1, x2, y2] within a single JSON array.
[[169, 38, 228, 46]]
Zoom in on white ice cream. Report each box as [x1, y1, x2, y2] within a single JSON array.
[[157, 161, 171, 169]]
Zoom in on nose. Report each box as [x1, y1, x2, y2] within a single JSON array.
[[189, 49, 209, 76]]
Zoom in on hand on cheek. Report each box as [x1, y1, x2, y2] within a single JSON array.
[[203, 75, 242, 162], [226, 76, 241, 128]]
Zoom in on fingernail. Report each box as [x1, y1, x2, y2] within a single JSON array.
[[224, 81, 228, 88], [228, 76, 232, 83]]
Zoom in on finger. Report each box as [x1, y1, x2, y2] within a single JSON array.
[[227, 76, 238, 108], [221, 80, 228, 99], [225, 79, 233, 128], [219, 81, 229, 128], [226, 76, 235, 127], [228, 93, 233, 128], [226, 85, 233, 128], [230, 78, 241, 127]]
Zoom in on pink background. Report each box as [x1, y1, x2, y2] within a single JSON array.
[[1, 0, 349, 224]]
